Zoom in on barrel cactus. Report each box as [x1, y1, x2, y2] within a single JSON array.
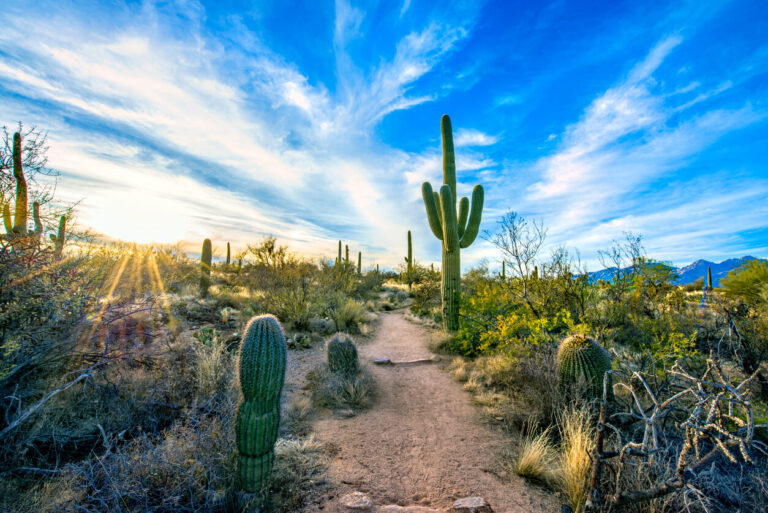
[[327, 333, 358, 374], [236, 314, 287, 502], [557, 334, 612, 400], [421, 115, 485, 331]]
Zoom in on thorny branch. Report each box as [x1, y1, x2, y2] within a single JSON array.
[[587, 350, 768, 509]]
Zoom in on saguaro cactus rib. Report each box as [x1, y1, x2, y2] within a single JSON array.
[[421, 115, 485, 331]]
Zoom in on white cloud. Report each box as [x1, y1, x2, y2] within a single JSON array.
[[454, 128, 500, 147]]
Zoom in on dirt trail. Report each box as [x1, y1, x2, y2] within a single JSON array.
[[311, 310, 557, 513]]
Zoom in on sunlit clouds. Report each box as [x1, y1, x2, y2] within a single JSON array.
[[0, 1, 765, 269]]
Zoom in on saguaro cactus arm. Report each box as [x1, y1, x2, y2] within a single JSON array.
[[422, 183, 443, 240], [459, 185, 484, 248], [439, 185, 459, 252], [457, 197, 469, 238]]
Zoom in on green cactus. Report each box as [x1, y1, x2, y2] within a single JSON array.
[[707, 266, 712, 290], [336, 240, 342, 266], [376, 264, 379, 273], [3, 132, 28, 236], [226, 242, 231, 266], [421, 115, 485, 331], [200, 238, 212, 297], [49, 215, 66, 256], [345, 244, 350, 268], [405, 230, 413, 273], [556, 334, 612, 400], [236, 314, 287, 501], [327, 333, 358, 374], [358, 251, 361, 274], [501, 261, 505, 280]]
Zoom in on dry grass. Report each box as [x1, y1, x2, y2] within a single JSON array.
[[506, 426, 557, 484], [555, 408, 595, 513]]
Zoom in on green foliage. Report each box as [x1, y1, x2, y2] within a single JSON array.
[[721, 259, 768, 304], [421, 114, 485, 331], [236, 314, 287, 499], [556, 334, 612, 400], [326, 333, 358, 374]]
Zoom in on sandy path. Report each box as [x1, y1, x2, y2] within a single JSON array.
[[310, 310, 557, 513]]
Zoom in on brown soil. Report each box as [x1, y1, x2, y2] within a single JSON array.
[[307, 309, 559, 513]]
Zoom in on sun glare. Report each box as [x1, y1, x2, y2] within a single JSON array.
[[86, 189, 193, 244]]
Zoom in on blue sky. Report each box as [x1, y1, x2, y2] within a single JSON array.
[[1, 0, 766, 270]]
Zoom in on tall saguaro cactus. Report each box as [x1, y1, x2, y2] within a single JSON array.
[[236, 314, 287, 504], [357, 251, 362, 274], [3, 132, 28, 235], [200, 238, 212, 297], [707, 266, 712, 290], [226, 242, 231, 266], [337, 240, 342, 266], [421, 115, 485, 331]]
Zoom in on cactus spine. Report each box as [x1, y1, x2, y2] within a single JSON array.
[[556, 334, 612, 400], [327, 333, 358, 374], [421, 115, 485, 331], [200, 238, 212, 297], [236, 315, 287, 501]]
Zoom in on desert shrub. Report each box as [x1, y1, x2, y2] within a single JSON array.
[[308, 365, 375, 412]]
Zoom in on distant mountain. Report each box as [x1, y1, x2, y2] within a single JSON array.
[[585, 256, 764, 286], [674, 256, 760, 287]]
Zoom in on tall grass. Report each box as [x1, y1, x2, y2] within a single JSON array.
[[556, 408, 595, 513]]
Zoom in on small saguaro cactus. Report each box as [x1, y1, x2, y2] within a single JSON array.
[[358, 251, 362, 274], [501, 261, 506, 280], [226, 242, 231, 266], [405, 230, 413, 273], [327, 333, 358, 374], [236, 314, 287, 503], [336, 240, 342, 266], [556, 334, 612, 400], [707, 266, 712, 290], [50, 215, 66, 256], [345, 244, 350, 268], [200, 238, 212, 297], [421, 115, 485, 331]]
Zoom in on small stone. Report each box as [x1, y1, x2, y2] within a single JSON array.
[[448, 497, 494, 513], [340, 492, 373, 510], [374, 357, 392, 365]]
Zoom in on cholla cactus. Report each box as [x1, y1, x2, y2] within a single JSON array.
[[327, 333, 358, 374], [236, 315, 287, 502], [557, 334, 612, 400], [421, 115, 485, 331]]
